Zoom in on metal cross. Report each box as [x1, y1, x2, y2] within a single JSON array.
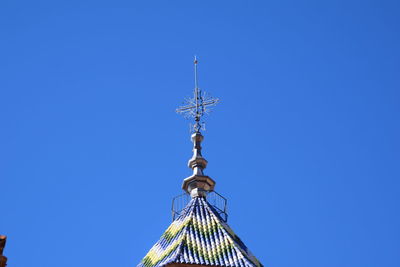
[[176, 57, 219, 133]]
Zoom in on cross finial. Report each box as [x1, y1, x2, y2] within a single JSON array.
[[176, 57, 219, 133]]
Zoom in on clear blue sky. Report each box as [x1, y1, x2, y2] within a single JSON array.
[[1, 1, 399, 267]]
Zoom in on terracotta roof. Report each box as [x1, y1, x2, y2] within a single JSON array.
[[138, 197, 263, 267]]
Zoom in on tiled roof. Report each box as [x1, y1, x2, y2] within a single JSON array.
[[138, 197, 263, 267]]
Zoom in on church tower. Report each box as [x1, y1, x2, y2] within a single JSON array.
[[137, 58, 263, 267]]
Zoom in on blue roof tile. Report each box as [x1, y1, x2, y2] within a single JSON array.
[[138, 197, 263, 267]]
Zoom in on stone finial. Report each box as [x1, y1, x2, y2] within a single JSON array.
[[182, 132, 216, 198], [188, 132, 207, 175]]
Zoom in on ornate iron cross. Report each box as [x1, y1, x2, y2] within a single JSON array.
[[176, 57, 219, 133]]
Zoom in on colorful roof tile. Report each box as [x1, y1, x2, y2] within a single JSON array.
[[138, 197, 263, 267]]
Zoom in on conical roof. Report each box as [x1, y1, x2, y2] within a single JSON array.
[[138, 197, 263, 267]]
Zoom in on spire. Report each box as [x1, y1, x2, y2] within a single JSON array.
[[137, 57, 263, 267], [176, 57, 219, 198]]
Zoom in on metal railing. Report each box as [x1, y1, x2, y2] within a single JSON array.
[[171, 191, 228, 222]]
